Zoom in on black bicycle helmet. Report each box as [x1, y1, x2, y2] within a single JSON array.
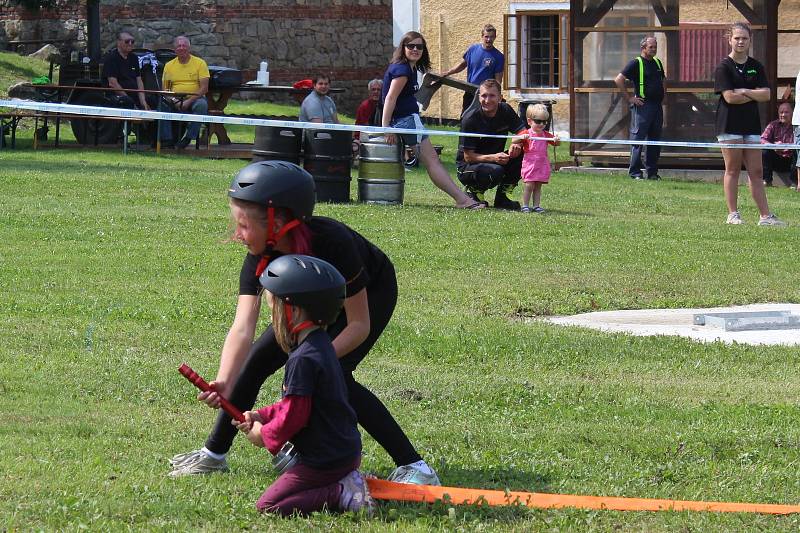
[[259, 254, 346, 325], [228, 160, 315, 221]]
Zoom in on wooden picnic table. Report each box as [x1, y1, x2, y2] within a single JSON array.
[[24, 83, 190, 152]]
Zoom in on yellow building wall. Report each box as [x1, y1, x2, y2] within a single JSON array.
[[419, 0, 508, 121]]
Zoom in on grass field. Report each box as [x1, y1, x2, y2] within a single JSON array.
[[3, 51, 800, 531]]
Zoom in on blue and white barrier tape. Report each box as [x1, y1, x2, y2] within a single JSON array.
[[2, 98, 799, 151]]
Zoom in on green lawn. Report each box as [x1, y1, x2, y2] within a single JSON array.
[[2, 145, 799, 531], [3, 50, 800, 531]]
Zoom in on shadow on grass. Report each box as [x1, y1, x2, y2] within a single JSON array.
[[0, 58, 43, 80], [0, 157, 153, 176], [394, 201, 595, 218]]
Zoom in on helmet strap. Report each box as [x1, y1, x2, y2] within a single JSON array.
[[284, 302, 316, 336], [255, 207, 302, 277]]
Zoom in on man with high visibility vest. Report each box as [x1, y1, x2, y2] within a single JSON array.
[[614, 36, 666, 180]]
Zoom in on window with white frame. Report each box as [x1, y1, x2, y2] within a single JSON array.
[[504, 11, 568, 91]]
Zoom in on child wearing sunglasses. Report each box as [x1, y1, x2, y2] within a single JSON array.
[[520, 104, 560, 213]]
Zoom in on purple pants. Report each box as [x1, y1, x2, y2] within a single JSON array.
[[256, 455, 360, 516]]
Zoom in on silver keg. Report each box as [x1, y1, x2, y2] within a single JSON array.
[[357, 135, 405, 205]]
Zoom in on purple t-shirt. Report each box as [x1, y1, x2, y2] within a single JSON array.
[[381, 62, 420, 120], [464, 44, 504, 85]]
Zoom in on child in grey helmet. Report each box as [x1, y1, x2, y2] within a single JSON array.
[[169, 161, 441, 486], [233, 254, 373, 516]]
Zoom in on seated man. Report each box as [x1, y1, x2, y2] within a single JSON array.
[[161, 35, 210, 149], [101, 31, 151, 110], [761, 102, 797, 187], [298, 74, 339, 124], [352, 79, 382, 154], [355, 79, 382, 129], [456, 79, 525, 210]]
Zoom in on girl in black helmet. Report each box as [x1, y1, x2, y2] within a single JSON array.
[[233, 254, 373, 516], [170, 160, 441, 486]]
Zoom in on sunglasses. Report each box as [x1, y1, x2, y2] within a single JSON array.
[[122, 39, 135, 44], [532, 118, 547, 125], [405, 43, 424, 50]]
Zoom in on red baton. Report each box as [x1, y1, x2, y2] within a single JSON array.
[[178, 363, 245, 423]]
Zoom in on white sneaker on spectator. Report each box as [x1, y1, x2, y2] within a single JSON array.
[[726, 211, 744, 225], [758, 214, 787, 227]]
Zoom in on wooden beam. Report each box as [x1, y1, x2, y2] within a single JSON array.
[[581, 0, 617, 29], [569, 0, 582, 159], [649, 0, 667, 25], [727, 0, 762, 25], [764, 0, 778, 121]]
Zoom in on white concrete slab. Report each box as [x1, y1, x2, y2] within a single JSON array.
[[544, 303, 800, 346]]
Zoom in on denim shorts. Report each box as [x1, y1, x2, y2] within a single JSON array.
[[795, 126, 800, 167], [716, 133, 761, 144], [391, 113, 427, 147]]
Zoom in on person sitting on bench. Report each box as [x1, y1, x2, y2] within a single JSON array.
[[161, 35, 210, 149]]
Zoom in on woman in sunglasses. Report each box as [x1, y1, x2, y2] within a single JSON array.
[[381, 31, 484, 209]]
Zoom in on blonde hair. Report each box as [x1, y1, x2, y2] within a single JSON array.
[[272, 297, 324, 353], [526, 104, 549, 121]]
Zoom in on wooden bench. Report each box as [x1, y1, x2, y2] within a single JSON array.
[[0, 110, 152, 154]]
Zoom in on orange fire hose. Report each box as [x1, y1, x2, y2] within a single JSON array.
[[365, 479, 800, 515]]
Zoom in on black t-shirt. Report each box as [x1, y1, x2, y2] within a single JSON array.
[[714, 56, 769, 136], [101, 49, 141, 90], [239, 217, 390, 299], [283, 328, 361, 468], [620, 56, 665, 102], [456, 102, 526, 165]]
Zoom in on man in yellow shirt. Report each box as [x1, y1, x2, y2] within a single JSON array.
[[161, 36, 210, 149]]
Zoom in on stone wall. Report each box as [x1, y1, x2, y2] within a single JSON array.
[[0, 0, 395, 114]]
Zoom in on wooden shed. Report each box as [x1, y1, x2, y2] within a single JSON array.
[[569, 0, 799, 168]]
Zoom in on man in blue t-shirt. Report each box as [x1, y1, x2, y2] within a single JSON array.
[[440, 24, 505, 114]]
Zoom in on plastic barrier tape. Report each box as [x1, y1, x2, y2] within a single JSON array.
[[2, 98, 799, 150]]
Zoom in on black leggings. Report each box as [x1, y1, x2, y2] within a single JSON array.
[[205, 261, 422, 467]]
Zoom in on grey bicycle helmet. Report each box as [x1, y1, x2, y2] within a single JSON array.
[[228, 160, 315, 221], [259, 254, 346, 325]]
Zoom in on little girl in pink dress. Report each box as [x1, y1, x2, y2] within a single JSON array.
[[520, 104, 560, 213]]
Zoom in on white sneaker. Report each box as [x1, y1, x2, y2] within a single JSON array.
[[387, 464, 441, 486], [758, 214, 787, 227], [338, 470, 375, 515], [726, 211, 744, 225], [168, 449, 228, 477], [170, 449, 203, 467]]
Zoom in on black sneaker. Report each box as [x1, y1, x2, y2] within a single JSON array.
[[465, 189, 488, 207], [630, 174, 644, 180], [404, 156, 418, 169], [494, 192, 520, 211], [647, 174, 661, 180]]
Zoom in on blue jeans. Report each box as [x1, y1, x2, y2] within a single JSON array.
[[628, 100, 663, 178], [160, 96, 208, 141]]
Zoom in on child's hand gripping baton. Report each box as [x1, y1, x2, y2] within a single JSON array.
[[178, 363, 245, 423]]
